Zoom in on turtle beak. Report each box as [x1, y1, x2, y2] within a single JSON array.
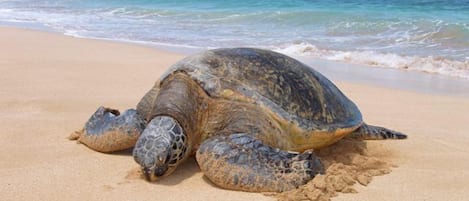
[[141, 156, 170, 181], [142, 167, 154, 181]]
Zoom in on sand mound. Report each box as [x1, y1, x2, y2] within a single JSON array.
[[274, 138, 393, 201]]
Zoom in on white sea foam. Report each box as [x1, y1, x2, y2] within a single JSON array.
[[1, 1, 467, 80], [274, 43, 469, 79]]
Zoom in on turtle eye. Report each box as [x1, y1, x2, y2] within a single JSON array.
[[165, 151, 171, 163], [157, 155, 165, 163], [155, 148, 171, 165]]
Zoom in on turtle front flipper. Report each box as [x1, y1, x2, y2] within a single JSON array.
[[350, 123, 407, 140], [69, 106, 146, 153], [196, 133, 324, 192]]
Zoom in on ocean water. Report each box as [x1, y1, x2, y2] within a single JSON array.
[[1, 0, 468, 78]]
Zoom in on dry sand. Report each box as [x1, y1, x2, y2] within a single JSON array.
[[1, 27, 468, 201]]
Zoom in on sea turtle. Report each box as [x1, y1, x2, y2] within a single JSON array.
[[70, 48, 406, 192]]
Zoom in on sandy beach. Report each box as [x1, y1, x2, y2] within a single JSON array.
[[1, 27, 468, 201]]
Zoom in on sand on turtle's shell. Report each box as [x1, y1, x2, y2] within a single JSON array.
[[273, 138, 393, 201]]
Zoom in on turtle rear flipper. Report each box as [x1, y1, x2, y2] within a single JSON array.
[[70, 106, 146, 153], [196, 133, 324, 192], [350, 123, 407, 140]]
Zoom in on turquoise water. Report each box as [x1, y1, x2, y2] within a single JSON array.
[[1, 0, 468, 78]]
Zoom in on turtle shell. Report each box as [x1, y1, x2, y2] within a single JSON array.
[[159, 48, 362, 132]]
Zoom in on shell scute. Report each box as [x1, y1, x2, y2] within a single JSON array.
[[158, 48, 362, 132]]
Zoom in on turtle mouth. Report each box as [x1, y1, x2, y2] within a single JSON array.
[[143, 167, 153, 181]]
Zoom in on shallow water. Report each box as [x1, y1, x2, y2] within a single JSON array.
[[0, 0, 468, 78], [298, 57, 469, 97]]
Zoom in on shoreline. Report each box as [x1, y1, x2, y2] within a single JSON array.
[[1, 26, 469, 201], [297, 57, 469, 98], [2, 23, 468, 95], [3, 25, 468, 98]]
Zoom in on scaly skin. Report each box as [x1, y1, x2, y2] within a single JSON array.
[[351, 123, 407, 140], [70, 107, 145, 153], [196, 133, 324, 192], [133, 116, 188, 180]]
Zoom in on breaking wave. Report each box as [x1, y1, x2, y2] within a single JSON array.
[[275, 43, 469, 79]]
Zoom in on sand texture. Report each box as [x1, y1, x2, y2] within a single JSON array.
[[1, 27, 469, 201], [275, 138, 393, 201]]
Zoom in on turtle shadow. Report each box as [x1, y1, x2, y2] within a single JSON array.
[[154, 157, 201, 186], [123, 153, 200, 186], [201, 175, 220, 188], [109, 148, 134, 156]]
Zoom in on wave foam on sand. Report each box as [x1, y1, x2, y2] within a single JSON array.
[[275, 43, 469, 79]]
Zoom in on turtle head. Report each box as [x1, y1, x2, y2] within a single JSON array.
[[133, 116, 189, 181]]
